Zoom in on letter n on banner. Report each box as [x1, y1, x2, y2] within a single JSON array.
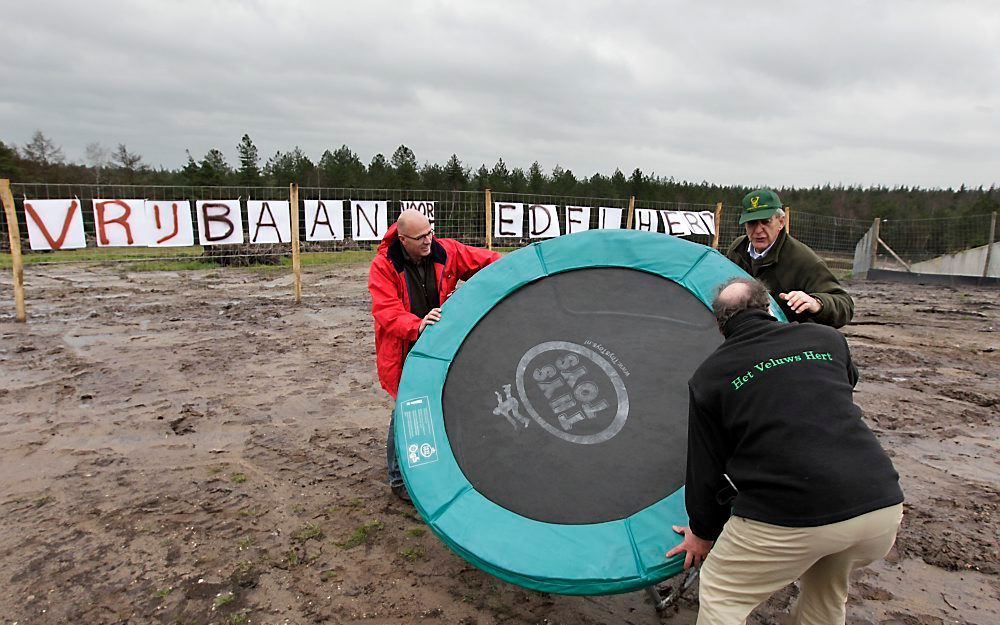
[[305, 200, 345, 241], [94, 198, 148, 246], [196, 200, 244, 245], [598, 207, 623, 229], [528, 204, 560, 238], [145, 200, 195, 247], [352, 200, 388, 241], [632, 208, 658, 232], [248, 200, 291, 244], [23, 199, 87, 250], [494, 202, 523, 238], [400, 200, 435, 228], [565, 206, 591, 234]]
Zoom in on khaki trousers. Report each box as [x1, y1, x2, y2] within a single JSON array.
[[697, 504, 903, 625]]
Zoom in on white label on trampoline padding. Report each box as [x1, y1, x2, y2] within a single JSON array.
[[490, 341, 630, 445], [400, 396, 440, 468]]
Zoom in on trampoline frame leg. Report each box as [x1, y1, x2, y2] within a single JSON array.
[[647, 568, 700, 614]]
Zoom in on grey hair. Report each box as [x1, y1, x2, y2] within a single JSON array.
[[711, 277, 770, 331]]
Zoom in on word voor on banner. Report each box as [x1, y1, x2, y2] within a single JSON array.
[[19, 197, 715, 251]]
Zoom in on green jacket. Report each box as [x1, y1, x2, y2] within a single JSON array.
[[725, 230, 854, 328]]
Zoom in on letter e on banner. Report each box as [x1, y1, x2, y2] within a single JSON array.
[[305, 199, 345, 241], [565, 206, 591, 234], [196, 200, 244, 245], [23, 199, 87, 250], [94, 199, 148, 247], [660, 210, 691, 237], [352, 200, 388, 241], [145, 200, 195, 247], [528, 204, 560, 238], [248, 200, 291, 244], [494, 202, 523, 238]]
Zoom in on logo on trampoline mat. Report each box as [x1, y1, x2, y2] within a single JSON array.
[[495, 341, 629, 445]]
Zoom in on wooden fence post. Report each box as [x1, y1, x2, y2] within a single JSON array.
[[984, 211, 997, 278], [626, 196, 635, 230], [485, 189, 493, 251], [784, 206, 791, 235], [869, 217, 881, 273], [712, 202, 722, 249], [289, 183, 301, 304], [1, 179, 26, 322]]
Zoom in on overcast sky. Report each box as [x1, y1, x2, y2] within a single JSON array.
[[3, 1, 998, 189]]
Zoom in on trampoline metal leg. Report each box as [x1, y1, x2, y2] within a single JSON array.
[[647, 569, 700, 615]]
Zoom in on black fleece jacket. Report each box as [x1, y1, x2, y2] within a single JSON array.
[[685, 310, 903, 541]]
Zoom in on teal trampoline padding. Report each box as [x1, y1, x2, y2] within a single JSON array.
[[395, 229, 786, 595]]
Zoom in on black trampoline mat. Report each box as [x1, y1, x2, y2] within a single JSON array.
[[442, 267, 722, 524]]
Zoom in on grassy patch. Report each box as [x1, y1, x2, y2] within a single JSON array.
[[213, 591, 236, 610], [33, 495, 55, 508], [405, 527, 426, 538], [399, 546, 425, 561], [229, 472, 247, 484], [154, 586, 173, 599], [320, 569, 343, 582], [292, 523, 324, 542], [236, 536, 254, 551], [223, 614, 249, 625], [336, 520, 384, 549]]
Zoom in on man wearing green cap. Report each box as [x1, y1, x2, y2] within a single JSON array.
[[725, 189, 854, 328]]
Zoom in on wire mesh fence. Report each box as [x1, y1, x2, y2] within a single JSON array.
[[1, 181, 995, 280]]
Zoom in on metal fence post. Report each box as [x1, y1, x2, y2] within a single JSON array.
[[869, 217, 881, 273], [984, 211, 997, 278]]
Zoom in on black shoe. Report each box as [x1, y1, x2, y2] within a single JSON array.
[[391, 484, 412, 504]]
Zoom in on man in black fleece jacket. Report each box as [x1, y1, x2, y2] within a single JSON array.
[[666, 277, 903, 625]]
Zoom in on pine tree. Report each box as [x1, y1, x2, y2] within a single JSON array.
[[444, 154, 467, 190], [390, 144, 419, 189], [319, 145, 365, 188], [236, 134, 261, 184], [527, 161, 546, 194]]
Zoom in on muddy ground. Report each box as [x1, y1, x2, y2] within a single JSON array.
[[0, 262, 997, 625]]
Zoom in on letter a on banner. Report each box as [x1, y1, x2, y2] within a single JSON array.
[[305, 199, 345, 241], [196, 200, 244, 245], [528, 204, 560, 238], [145, 200, 195, 247], [565, 206, 592, 234], [352, 200, 388, 241], [94, 198, 148, 246], [23, 199, 87, 250], [494, 202, 523, 238], [248, 200, 291, 244]]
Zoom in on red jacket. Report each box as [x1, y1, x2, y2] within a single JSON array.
[[368, 224, 500, 398]]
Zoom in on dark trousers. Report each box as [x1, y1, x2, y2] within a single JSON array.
[[386, 409, 403, 488]]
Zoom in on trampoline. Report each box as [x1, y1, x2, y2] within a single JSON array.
[[394, 229, 785, 595]]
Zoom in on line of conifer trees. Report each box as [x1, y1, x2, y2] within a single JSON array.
[[2, 131, 997, 222]]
